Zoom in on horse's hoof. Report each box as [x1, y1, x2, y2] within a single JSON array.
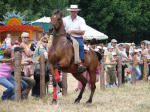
[[52, 100, 57, 105], [86, 100, 92, 104], [74, 98, 80, 103]]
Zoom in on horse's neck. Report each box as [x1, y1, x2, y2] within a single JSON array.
[[56, 22, 66, 35], [53, 23, 66, 45]]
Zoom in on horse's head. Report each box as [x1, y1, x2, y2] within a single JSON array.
[[49, 9, 64, 34]]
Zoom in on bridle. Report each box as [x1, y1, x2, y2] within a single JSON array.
[[49, 12, 66, 36]]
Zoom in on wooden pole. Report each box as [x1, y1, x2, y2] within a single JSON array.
[[143, 56, 148, 82], [117, 57, 122, 87], [14, 53, 22, 102], [62, 72, 67, 96], [40, 54, 45, 99], [132, 55, 136, 85], [100, 58, 105, 90]]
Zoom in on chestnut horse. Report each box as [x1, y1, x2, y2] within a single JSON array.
[[48, 10, 101, 104]]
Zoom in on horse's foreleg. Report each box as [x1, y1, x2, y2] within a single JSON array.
[[86, 71, 96, 103], [49, 64, 57, 105], [73, 73, 87, 103], [55, 69, 63, 88]]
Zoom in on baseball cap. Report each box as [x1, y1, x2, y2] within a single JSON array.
[[118, 43, 123, 46], [14, 47, 23, 52], [107, 45, 114, 49], [111, 39, 117, 43]]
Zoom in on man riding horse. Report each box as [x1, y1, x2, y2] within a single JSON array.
[[63, 5, 86, 72], [48, 5, 101, 104]]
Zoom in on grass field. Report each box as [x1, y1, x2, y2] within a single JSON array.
[[0, 74, 150, 112]]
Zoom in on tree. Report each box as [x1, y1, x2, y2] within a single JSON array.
[[78, 0, 150, 43]]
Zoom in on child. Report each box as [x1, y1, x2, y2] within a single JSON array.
[[105, 45, 117, 88], [0, 48, 15, 100]]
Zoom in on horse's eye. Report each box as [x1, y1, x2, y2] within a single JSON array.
[[58, 18, 60, 21]]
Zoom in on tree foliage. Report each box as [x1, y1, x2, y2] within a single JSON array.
[[0, 0, 150, 43], [78, 0, 150, 43]]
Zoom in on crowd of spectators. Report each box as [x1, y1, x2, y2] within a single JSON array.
[[0, 32, 150, 100]]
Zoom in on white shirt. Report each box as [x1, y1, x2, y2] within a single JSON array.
[[5, 38, 11, 46], [63, 15, 86, 37]]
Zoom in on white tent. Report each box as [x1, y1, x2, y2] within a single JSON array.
[[31, 16, 108, 40], [84, 25, 108, 40]]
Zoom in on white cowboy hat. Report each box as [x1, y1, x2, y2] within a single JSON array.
[[67, 5, 81, 11]]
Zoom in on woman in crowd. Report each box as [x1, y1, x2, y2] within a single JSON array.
[[32, 36, 49, 97], [5, 34, 12, 48], [20, 32, 34, 99]]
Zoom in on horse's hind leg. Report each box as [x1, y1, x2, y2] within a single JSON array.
[[72, 73, 87, 103], [86, 70, 96, 103]]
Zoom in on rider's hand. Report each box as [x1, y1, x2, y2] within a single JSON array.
[[67, 30, 73, 34]]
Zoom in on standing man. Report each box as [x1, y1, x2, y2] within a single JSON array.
[[63, 5, 86, 71]]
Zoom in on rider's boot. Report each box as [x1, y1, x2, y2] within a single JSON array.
[[78, 60, 86, 72]]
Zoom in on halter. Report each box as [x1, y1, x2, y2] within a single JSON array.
[[49, 13, 66, 36]]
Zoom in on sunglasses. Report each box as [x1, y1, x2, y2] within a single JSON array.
[[43, 41, 48, 43], [23, 37, 29, 39]]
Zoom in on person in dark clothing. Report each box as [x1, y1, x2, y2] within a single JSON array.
[[30, 43, 36, 51]]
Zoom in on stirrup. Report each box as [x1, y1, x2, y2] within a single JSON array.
[[78, 64, 86, 73]]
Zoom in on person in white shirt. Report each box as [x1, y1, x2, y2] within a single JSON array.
[[63, 5, 86, 71], [5, 34, 12, 48]]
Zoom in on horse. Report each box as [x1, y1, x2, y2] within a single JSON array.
[[48, 9, 101, 104]]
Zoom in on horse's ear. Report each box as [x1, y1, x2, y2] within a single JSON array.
[[60, 10, 64, 15], [53, 10, 55, 14]]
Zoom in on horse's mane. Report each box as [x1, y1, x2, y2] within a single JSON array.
[[53, 9, 63, 18]]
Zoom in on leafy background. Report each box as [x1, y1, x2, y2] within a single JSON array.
[[0, 0, 150, 43]]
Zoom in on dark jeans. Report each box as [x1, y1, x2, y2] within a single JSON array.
[[32, 71, 49, 97]]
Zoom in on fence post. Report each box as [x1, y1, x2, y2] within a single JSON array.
[[40, 54, 45, 99], [143, 56, 148, 82], [14, 53, 22, 102], [132, 55, 136, 85], [62, 72, 67, 96], [100, 58, 105, 90], [117, 57, 122, 87]]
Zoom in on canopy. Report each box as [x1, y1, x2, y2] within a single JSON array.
[[31, 16, 108, 40], [84, 25, 108, 40]]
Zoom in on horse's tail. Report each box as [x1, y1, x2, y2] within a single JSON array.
[[95, 51, 102, 62]]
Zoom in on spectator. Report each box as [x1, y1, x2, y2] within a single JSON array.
[[118, 43, 128, 84], [5, 34, 12, 48], [104, 39, 129, 61], [30, 43, 36, 51], [0, 48, 14, 100], [129, 50, 142, 83], [32, 36, 49, 97], [13, 47, 35, 99], [11, 41, 20, 49], [105, 45, 117, 88], [1, 41, 7, 50], [20, 32, 34, 99], [36, 32, 50, 47], [18, 37, 22, 44]]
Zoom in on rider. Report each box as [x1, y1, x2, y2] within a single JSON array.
[[63, 5, 87, 71]]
